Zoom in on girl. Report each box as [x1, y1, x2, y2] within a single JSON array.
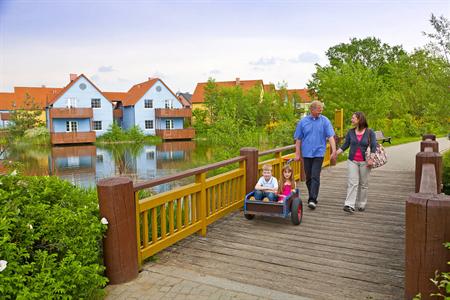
[[278, 165, 296, 203], [336, 111, 377, 213]]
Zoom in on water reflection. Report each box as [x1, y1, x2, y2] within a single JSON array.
[[4, 141, 198, 191]]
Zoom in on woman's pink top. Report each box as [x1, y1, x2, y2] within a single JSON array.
[[353, 133, 364, 161]]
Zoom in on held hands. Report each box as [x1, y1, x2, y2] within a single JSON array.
[[367, 159, 374, 168]]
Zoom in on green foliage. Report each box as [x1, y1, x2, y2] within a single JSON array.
[[430, 242, 450, 298], [192, 108, 210, 134], [8, 94, 45, 140], [309, 37, 450, 136], [443, 150, 450, 195], [0, 173, 108, 298], [423, 14, 450, 63], [23, 127, 50, 145]]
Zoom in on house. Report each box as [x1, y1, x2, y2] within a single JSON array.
[[191, 78, 266, 111], [280, 89, 314, 118], [176, 92, 192, 108], [0, 86, 61, 128], [46, 74, 114, 145], [108, 77, 194, 140]]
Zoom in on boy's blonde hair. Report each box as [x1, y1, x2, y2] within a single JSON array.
[[262, 164, 272, 172]]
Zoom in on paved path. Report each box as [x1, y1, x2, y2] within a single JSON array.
[[105, 137, 448, 300]]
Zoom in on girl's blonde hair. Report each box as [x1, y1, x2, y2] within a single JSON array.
[[279, 164, 295, 193]]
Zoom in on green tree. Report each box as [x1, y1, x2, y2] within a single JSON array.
[[423, 14, 450, 63], [8, 94, 45, 138]]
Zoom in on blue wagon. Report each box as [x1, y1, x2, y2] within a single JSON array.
[[243, 189, 303, 225]]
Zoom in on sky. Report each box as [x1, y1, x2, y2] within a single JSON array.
[[0, 0, 448, 93]]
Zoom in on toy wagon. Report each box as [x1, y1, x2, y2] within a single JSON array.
[[243, 189, 303, 225]]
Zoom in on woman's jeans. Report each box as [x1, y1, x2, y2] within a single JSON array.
[[345, 160, 371, 209], [303, 157, 324, 204]]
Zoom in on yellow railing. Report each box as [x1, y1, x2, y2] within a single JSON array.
[[133, 157, 246, 265]]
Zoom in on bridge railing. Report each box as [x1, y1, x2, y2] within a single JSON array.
[[97, 143, 316, 284], [405, 134, 450, 299]]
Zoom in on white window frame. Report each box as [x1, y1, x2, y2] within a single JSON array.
[[145, 120, 154, 129], [91, 98, 101, 108], [66, 121, 78, 132], [165, 119, 174, 130], [66, 98, 77, 108], [144, 99, 153, 109], [93, 120, 102, 131], [164, 99, 173, 109], [146, 151, 155, 160]]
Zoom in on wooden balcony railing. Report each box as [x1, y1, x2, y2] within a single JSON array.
[[0, 112, 10, 121], [50, 131, 96, 145], [155, 108, 192, 118], [155, 128, 195, 140], [49, 108, 93, 119], [51, 145, 97, 157]]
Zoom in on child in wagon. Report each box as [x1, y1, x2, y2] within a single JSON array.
[[277, 164, 296, 203], [249, 164, 278, 202]]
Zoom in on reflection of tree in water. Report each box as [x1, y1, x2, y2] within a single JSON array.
[[98, 143, 144, 177], [3, 143, 51, 175]]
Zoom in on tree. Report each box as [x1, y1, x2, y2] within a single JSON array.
[[8, 93, 45, 138], [423, 14, 450, 63]]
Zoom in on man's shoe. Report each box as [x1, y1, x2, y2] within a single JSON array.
[[308, 202, 316, 209], [343, 205, 355, 213]]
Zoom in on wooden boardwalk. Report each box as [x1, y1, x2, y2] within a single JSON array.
[[148, 164, 414, 299]]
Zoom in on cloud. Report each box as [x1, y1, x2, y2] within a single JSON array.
[[209, 69, 221, 75], [98, 65, 115, 72], [289, 52, 320, 63], [249, 56, 279, 66]]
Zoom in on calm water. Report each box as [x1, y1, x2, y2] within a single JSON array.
[[2, 141, 218, 193]]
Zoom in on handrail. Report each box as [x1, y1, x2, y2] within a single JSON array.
[[259, 145, 295, 156], [134, 156, 246, 191]]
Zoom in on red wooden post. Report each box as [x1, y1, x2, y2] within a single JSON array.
[[97, 177, 138, 284], [420, 140, 439, 153], [405, 193, 450, 299], [415, 152, 443, 194], [240, 147, 258, 194], [422, 134, 436, 141]]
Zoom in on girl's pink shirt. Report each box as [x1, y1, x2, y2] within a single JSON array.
[[282, 183, 292, 196], [353, 133, 364, 161]]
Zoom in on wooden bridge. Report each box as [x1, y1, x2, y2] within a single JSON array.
[[100, 136, 449, 300]]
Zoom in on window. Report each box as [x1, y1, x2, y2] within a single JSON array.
[[66, 98, 77, 108], [144, 99, 153, 108], [66, 121, 78, 132], [145, 120, 154, 129], [91, 98, 101, 108], [164, 99, 173, 109], [93, 121, 102, 131], [96, 154, 103, 163], [165, 119, 174, 129], [67, 156, 80, 168], [146, 151, 155, 160]]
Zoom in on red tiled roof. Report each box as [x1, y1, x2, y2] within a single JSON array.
[[0, 87, 61, 110], [47, 74, 112, 106], [103, 92, 128, 102], [285, 89, 314, 103], [177, 95, 191, 108], [263, 84, 276, 93], [191, 79, 264, 104]]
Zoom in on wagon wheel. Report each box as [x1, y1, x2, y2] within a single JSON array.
[[244, 214, 255, 220], [290, 197, 302, 225]]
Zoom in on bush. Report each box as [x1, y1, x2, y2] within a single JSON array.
[[0, 173, 108, 298]]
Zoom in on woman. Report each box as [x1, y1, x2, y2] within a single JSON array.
[[336, 112, 377, 213]]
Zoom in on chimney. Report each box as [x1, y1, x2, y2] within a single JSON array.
[[70, 74, 77, 81], [148, 77, 153, 81], [236, 77, 240, 85], [41, 85, 46, 88]]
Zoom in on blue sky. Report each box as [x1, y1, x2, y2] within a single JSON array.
[[0, 0, 448, 93]]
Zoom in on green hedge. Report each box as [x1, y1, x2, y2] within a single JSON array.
[[443, 150, 450, 195], [0, 173, 108, 299]]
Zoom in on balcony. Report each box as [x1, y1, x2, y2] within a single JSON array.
[[155, 128, 195, 140], [155, 108, 192, 118], [50, 108, 93, 119], [0, 112, 10, 121], [50, 131, 96, 145], [51, 145, 97, 157]]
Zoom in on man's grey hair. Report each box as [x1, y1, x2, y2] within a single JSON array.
[[309, 100, 324, 110]]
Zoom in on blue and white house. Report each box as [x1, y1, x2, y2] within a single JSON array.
[[46, 74, 114, 145], [118, 78, 194, 140]]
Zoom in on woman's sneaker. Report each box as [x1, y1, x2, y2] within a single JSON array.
[[343, 205, 355, 213]]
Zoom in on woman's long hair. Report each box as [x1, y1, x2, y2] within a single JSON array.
[[354, 111, 368, 130], [279, 164, 294, 194]]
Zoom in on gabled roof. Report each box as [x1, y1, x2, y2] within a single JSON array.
[[47, 74, 112, 106], [114, 78, 181, 107], [103, 92, 128, 102], [0, 87, 61, 110], [284, 89, 314, 103], [263, 84, 276, 93], [191, 79, 264, 104]]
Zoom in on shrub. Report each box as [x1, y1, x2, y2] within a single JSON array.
[[443, 150, 450, 195], [0, 173, 108, 298]]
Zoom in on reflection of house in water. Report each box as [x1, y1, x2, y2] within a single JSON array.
[[95, 147, 115, 181], [156, 141, 195, 169], [49, 145, 96, 188]]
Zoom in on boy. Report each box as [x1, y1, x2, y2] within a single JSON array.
[[250, 164, 278, 202]]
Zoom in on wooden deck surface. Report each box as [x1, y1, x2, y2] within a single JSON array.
[[150, 164, 414, 299]]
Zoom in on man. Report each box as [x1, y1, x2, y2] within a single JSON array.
[[294, 100, 336, 209]]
